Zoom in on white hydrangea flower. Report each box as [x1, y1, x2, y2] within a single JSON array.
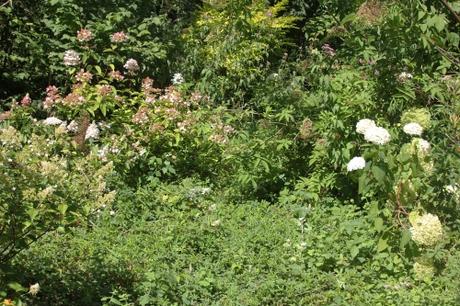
[[172, 73, 184, 85], [123, 58, 139, 74], [410, 213, 443, 247], [398, 72, 413, 82], [67, 120, 79, 133], [356, 119, 376, 135], [364, 126, 391, 145], [445, 184, 460, 202], [63, 50, 80, 66], [415, 138, 430, 154], [85, 122, 100, 140], [43, 117, 63, 126], [347, 156, 366, 172], [29, 283, 40, 296], [403, 122, 423, 136], [445, 184, 458, 194]]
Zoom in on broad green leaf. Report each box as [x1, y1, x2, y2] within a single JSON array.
[[374, 217, 384, 232], [377, 238, 388, 252], [371, 166, 386, 185]]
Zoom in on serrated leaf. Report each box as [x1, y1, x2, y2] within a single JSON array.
[[377, 238, 388, 252]]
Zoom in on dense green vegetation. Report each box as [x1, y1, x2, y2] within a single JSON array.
[[1, 0, 460, 304]]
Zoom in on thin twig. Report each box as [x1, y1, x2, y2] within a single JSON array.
[[395, 182, 409, 228], [1, 0, 11, 7], [440, 0, 460, 24]]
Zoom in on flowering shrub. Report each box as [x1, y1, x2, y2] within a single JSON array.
[[0, 122, 115, 264]]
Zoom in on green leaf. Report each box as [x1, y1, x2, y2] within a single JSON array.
[[374, 217, 384, 232], [100, 103, 107, 117], [350, 247, 359, 258], [95, 65, 102, 75], [8, 282, 25, 292], [358, 173, 367, 195], [400, 230, 411, 249], [368, 201, 379, 217], [371, 166, 386, 186], [433, 15, 447, 32], [58, 203, 68, 215], [377, 238, 388, 252]]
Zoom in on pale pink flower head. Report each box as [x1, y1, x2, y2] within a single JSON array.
[[76, 69, 93, 83], [77, 28, 93, 42], [46, 85, 59, 97], [142, 77, 154, 94], [109, 70, 124, 81], [98, 85, 112, 96], [21, 93, 32, 106], [63, 92, 85, 106], [132, 107, 150, 124], [111, 31, 128, 43], [322, 44, 336, 57], [43, 85, 60, 109]]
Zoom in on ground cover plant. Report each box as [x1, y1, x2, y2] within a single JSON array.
[[1, 0, 460, 305]]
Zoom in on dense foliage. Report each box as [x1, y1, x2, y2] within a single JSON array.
[[1, 0, 460, 305]]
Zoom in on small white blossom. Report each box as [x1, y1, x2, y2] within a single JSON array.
[[445, 184, 460, 202], [356, 119, 376, 135], [43, 117, 63, 126], [445, 184, 458, 194], [85, 122, 100, 140], [398, 72, 413, 82], [364, 126, 391, 145], [29, 283, 40, 296], [63, 50, 80, 66], [67, 120, 79, 133], [415, 138, 431, 154], [403, 122, 423, 136], [172, 73, 184, 85], [211, 219, 221, 227], [123, 58, 139, 74], [347, 157, 366, 172]]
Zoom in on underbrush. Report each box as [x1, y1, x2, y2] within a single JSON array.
[[7, 181, 460, 305]]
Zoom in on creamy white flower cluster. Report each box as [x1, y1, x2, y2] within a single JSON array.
[[410, 213, 443, 247], [413, 260, 435, 280], [414, 138, 430, 154], [403, 122, 423, 136], [29, 283, 40, 296], [347, 156, 365, 172], [85, 122, 100, 140], [124, 58, 139, 75], [356, 119, 391, 145], [397, 72, 413, 82], [445, 183, 460, 202], [63, 50, 80, 66], [43, 117, 63, 126], [172, 73, 184, 85]]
